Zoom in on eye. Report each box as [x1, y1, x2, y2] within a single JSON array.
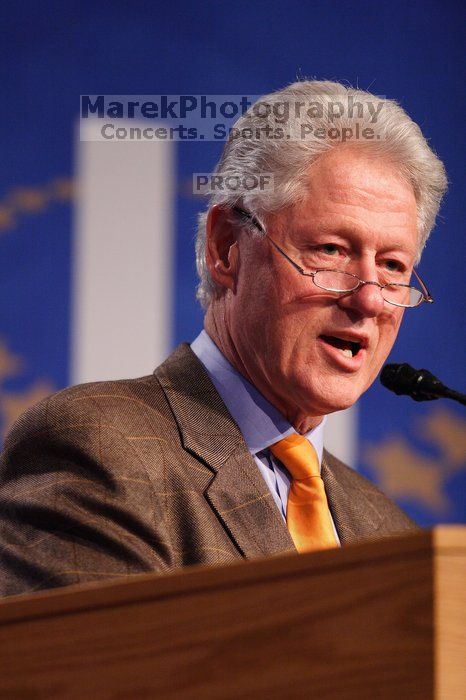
[[320, 244, 340, 256], [383, 259, 405, 272]]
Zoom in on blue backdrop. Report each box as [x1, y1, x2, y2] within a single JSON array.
[[0, 0, 464, 526]]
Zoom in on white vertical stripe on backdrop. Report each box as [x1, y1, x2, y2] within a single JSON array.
[[325, 406, 357, 468], [72, 121, 174, 383]]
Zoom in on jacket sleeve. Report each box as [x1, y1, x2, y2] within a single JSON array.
[[0, 391, 172, 599]]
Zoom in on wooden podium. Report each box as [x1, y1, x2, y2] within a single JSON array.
[[0, 527, 464, 699]]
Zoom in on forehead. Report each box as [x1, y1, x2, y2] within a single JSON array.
[[272, 147, 418, 255]]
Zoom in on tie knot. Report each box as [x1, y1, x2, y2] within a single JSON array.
[[269, 434, 320, 480]]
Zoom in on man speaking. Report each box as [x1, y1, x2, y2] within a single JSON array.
[[0, 81, 447, 597]]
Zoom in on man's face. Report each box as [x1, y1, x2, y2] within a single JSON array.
[[220, 147, 419, 432]]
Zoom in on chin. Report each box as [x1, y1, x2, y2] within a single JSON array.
[[293, 373, 364, 416], [308, 386, 364, 417], [319, 398, 356, 416], [327, 396, 359, 414]]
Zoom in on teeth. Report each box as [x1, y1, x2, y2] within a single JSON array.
[[342, 348, 353, 358]]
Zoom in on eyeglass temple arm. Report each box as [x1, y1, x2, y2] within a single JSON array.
[[412, 268, 433, 303], [232, 206, 308, 275], [232, 206, 264, 232]]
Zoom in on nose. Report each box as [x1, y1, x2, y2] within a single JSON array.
[[337, 279, 385, 318]]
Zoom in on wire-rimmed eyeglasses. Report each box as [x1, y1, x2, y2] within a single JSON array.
[[232, 206, 433, 309]]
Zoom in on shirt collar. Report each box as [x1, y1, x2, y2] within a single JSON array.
[[190, 330, 326, 464]]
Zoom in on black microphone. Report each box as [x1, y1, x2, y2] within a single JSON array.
[[380, 363, 466, 406]]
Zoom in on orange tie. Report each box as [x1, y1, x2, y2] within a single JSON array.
[[269, 434, 338, 553]]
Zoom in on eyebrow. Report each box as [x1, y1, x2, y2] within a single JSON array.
[[292, 222, 417, 256]]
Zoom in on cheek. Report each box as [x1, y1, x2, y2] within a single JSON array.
[[374, 309, 405, 362], [387, 308, 405, 343], [236, 264, 292, 327], [230, 268, 281, 345]]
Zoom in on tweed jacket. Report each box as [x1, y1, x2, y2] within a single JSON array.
[[0, 344, 417, 598]]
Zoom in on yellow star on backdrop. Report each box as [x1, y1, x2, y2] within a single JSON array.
[[0, 175, 73, 236], [0, 206, 15, 232], [12, 187, 49, 213], [1, 381, 54, 440], [365, 437, 450, 515], [364, 405, 466, 516], [0, 342, 22, 382], [419, 407, 466, 467]]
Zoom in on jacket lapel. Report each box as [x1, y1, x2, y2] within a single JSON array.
[[156, 344, 295, 559], [322, 451, 383, 545]]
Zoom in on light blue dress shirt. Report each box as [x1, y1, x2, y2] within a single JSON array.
[[191, 330, 340, 543]]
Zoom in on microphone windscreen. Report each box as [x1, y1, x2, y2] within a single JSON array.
[[380, 363, 416, 395]]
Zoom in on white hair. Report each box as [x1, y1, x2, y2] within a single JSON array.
[[195, 80, 448, 309]]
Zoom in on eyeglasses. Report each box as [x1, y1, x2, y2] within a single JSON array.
[[232, 206, 433, 309]]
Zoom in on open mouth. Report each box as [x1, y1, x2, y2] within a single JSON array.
[[320, 335, 362, 358]]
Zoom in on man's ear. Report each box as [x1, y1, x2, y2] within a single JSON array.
[[205, 205, 239, 293]]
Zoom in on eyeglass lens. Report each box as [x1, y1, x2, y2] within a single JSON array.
[[312, 270, 423, 307]]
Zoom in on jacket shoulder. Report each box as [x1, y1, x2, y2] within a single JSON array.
[[3, 373, 170, 449]]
